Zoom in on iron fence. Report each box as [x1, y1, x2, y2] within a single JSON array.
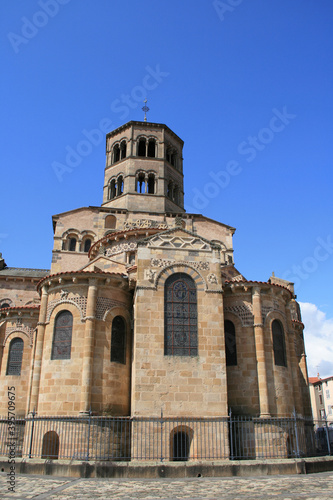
[[0, 413, 332, 462]]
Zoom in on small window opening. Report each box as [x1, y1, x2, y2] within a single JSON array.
[[113, 144, 120, 163], [147, 139, 156, 158], [120, 141, 127, 159], [147, 174, 155, 194], [0, 303, 10, 309], [170, 153, 176, 166], [84, 239, 92, 253], [69, 238, 76, 252], [136, 173, 146, 193], [173, 431, 190, 461], [138, 139, 146, 157]]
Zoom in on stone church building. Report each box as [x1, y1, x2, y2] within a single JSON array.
[[0, 120, 312, 459]]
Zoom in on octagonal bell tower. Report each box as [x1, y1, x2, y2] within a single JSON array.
[[102, 121, 185, 213]]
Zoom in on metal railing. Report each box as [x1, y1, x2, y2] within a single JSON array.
[[0, 412, 332, 462]]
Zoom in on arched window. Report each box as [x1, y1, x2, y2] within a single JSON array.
[[83, 239, 92, 253], [138, 138, 146, 157], [117, 175, 124, 196], [120, 140, 127, 159], [136, 172, 146, 193], [172, 431, 190, 461], [164, 273, 198, 356], [147, 139, 156, 158], [113, 144, 120, 163], [224, 320, 237, 366], [51, 310, 73, 360], [272, 319, 287, 367], [0, 303, 10, 309], [6, 338, 24, 376], [109, 179, 116, 199], [69, 238, 76, 252], [111, 316, 126, 364], [147, 173, 155, 194]]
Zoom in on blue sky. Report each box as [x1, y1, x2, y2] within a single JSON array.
[[1, 0, 332, 377]]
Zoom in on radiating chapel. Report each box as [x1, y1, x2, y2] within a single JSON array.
[[0, 120, 312, 457]]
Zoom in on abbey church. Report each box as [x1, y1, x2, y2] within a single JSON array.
[[0, 120, 313, 460]]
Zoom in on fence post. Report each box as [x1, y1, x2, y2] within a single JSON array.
[[293, 409, 300, 458], [229, 409, 234, 460], [160, 409, 164, 462], [323, 414, 331, 456], [28, 409, 36, 459], [85, 409, 92, 461]]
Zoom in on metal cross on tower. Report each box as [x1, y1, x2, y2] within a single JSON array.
[[142, 98, 149, 122]]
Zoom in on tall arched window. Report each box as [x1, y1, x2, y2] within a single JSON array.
[[224, 320, 237, 366], [136, 172, 146, 193], [83, 238, 92, 253], [6, 338, 24, 376], [117, 175, 124, 196], [147, 139, 156, 157], [111, 316, 126, 364], [51, 310, 73, 360], [113, 144, 120, 163], [69, 238, 76, 252], [147, 173, 155, 194], [109, 179, 116, 199], [138, 138, 146, 157], [272, 319, 287, 367], [164, 273, 198, 356], [120, 140, 127, 159]]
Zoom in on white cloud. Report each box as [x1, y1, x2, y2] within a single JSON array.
[[300, 302, 333, 379]]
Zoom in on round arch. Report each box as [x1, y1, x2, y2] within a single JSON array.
[[155, 263, 206, 291]]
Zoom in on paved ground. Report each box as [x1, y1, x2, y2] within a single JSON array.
[[0, 471, 332, 500]]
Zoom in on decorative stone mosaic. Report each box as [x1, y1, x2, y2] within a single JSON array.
[[96, 297, 126, 321], [150, 258, 210, 271], [46, 294, 87, 321], [225, 303, 254, 326], [123, 219, 168, 230]]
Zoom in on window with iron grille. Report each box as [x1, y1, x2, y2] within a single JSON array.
[[164, 273, 198, 356], [111, 316, 126, 364], [6, 338, 24, 376], [51, 310, 73, 360], [225, 320, 237, 366], [272, 319, 287, 367]]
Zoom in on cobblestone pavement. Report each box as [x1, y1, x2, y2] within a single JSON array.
[[1, 471, 332, 500]]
